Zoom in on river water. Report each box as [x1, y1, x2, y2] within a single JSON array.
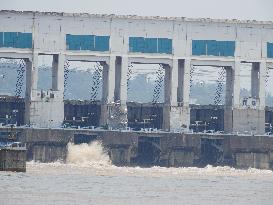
[[1, 142, 273, 205]]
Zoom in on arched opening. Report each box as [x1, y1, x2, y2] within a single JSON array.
[[132, 136, 161, 167]]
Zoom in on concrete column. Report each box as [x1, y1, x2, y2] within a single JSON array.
[[259, 61, 266, 109], [182, 59, 191, 107], [164, 64, 171, 104], [25, 53, 38, 125], [233, 61, 241, 108], [170, 59, 178, 106], [177, 59, 184, 103], [25, 53, 38, 100], [119, 56, 128, 104], [32, 54, 39, 92], [162, 59, 190, 131], [52, 54, 65, 92], [100, 56, 116, 126], [225, 66, 233, 107], [224, 66, 234, 133], [101, 62, 109, 103], [25, 59, 32, 101], [251, 62, 259, 99], [24, 59, 31, 124], [106, 56, 128, 129], [114, 57, 121, 101], [106, 56, 116, 103], [102, 56, 116, 103], [52, 55, 58, 91]]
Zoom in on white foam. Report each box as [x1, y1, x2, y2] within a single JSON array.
[[66, 141, 111, 166]]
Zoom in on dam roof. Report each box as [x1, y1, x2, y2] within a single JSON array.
[[0, 10, 272, 26]]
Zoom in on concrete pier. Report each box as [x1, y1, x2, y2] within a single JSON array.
[[1, 127, 273, 170], [0, 147, 26, 172]]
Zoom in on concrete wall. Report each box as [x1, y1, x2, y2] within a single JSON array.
[[1, 11, 272, 59], [0, 11, 272, 132], [2, 127, 273, 169], [31, 142, 67, 162], [232, 108, 265, 134], [0, 148, 26, 172], [2, 98, 273, 134], [235, 152, 270, 169], [159, 133, 201, 167]]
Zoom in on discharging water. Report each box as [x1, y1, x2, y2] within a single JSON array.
[[1, 141, 273, 205]]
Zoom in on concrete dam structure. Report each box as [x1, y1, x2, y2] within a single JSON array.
[[2, 98, 273, 134], [1, 10, 273, 134], [2, 10, 273, 170], [0, 126, 272, 170]]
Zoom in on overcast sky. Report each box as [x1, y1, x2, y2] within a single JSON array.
[[1, 0, 273, 21]]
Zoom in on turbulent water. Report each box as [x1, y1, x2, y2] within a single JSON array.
[[1, 142, 273, 205], [66, 141, 111, 166]]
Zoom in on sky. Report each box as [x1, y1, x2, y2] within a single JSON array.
[[1, 0, 273, 21]]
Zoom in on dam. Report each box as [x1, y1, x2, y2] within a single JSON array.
[[0, 10, 273, 170], [0, 126, 272, 170]]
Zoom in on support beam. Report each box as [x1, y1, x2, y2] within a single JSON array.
[[108, 56, 116, 103], [52, 54, 65, 92], [163, 59, 190, 131], [101, 56, 116, 104], [170, 60, 178, 106], [258, 61, 266, 109], [114, 57, 121, 102], [100, 56, 116, 126], [112, 56, 129, 104], [225, 66, 233, 107], [233, 61, 240, 109], [182, 59, 191, 107], [164, 64, 171, 104], [25, 53, 38, 101], [224, 66, 233, 133], [25, 54, 38, 125], [106, 56, 128, 129], [120, 56, 128, 105], [251, 62, 259, 99], [101, 62, 109, 104], [177, 59, 184, 103]]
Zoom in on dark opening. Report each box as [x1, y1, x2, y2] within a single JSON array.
[[0, 58, 26, 125], [73, 134, 97, 144], [64, 101, 101, 127], [200, 138, 224, 166], [127, 103, 163, 130], [134, 136, 161, 167], [190, 105, 224, 132]]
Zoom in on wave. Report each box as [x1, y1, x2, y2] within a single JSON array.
[[66, 141, 111, 166]]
